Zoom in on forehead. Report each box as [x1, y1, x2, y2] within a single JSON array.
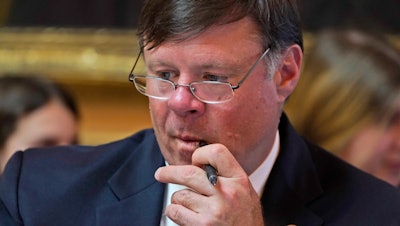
[[146, 17, 262, 54], [4, 101, 77, 150], [17, 101, 77, 132]]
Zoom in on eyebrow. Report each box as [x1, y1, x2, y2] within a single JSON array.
[[146, 57, 244, 76]]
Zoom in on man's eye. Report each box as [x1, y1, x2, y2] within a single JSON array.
[[158, 72, 173, 80], [205, 74, 228, 82]]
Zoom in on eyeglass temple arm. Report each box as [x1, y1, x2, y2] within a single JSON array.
[[129, 49, 143, 80], [232, 48, 270, 90]]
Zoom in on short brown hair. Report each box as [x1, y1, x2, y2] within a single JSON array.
[[137, 0, 302, 53]]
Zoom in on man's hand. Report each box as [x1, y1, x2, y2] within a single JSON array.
[[154, 143, 264, 226]]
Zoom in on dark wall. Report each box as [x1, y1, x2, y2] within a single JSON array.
[[299, 0, 400, 33], [4, 0, 400, 33], [6, 0, 142, 28]]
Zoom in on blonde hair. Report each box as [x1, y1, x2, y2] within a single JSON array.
[[285, 29, 400, 155]]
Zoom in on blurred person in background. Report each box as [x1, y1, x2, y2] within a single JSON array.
[[0, 74, 80, 175], [285, 29, 400, 187]]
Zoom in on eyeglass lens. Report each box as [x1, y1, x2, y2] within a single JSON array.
[[133, 76, 234, 103]]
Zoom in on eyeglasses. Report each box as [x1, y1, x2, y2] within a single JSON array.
[[128, 48, 270, 104]]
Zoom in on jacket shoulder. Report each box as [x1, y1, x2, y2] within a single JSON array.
[[307, 141, 400, 224], [0, 129, 159, 224], [277, 114, 400, 225]]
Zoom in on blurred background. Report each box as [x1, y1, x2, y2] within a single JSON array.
[[0, 0, 399, 145]]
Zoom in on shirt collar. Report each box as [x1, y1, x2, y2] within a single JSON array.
[[249, 130, 280, 197]]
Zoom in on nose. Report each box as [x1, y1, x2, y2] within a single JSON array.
[[168, 83, 205, 117]]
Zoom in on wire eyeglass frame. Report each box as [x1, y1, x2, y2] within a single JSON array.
[[128, 47, 270, 104]]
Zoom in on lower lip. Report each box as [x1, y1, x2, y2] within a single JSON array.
[[176, 138, 199, 148]]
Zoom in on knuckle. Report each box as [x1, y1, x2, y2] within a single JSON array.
[[166, 205, 181, 221], [171, 189, 191, 204], [210, 144, 225, 156], [225, 187, 240, 200]]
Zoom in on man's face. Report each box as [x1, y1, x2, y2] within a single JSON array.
[[144, 17, 285, 174]]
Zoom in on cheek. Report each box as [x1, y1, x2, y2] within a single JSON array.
[[149, 101, 170, 137], [242, 82, 279, 118], [220, 83, 280, 139], [149, 101, 163, 121]]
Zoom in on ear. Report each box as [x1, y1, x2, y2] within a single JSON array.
[[274, 45, 303, 103]]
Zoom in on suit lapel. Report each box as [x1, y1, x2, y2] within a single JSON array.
[[97, 133, 166, 226], [261, 114, 324, 226]]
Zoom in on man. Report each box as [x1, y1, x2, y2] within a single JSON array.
[[1, 0, 399, 225]]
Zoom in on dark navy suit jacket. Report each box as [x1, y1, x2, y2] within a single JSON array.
[[1, 114, 399, 225]]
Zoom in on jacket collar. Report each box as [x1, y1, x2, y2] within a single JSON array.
[[261, 113, 324, 226], [107, 132, 165, 199], [98, 131, 166, 226]]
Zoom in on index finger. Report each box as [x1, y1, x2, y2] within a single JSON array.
[[154, 165, 214, 195], [192, 143, 247, 179]]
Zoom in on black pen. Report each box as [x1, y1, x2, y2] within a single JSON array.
[[199, 141, 218, 186]]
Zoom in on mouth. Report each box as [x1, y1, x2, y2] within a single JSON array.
[[164, 136, 203, 164], [175, 136, 203, 149]]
